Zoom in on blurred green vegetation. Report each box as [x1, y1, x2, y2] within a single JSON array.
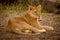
[[0, 4, 46, 14], [0, 4, 27, 14]]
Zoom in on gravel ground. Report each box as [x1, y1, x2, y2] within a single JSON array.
[[0, 13, 60, 40]]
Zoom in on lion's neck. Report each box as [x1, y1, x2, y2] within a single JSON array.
[[23, 13, 38, 23]]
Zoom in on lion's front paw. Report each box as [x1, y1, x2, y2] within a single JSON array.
[[42, 26, 54, 31]]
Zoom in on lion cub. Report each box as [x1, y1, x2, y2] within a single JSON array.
[[7, 5, 54, 35]]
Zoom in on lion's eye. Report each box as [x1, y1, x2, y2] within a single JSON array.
[[30, 8, 32, 10]]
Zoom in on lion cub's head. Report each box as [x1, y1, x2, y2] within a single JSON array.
[[27, 5, 41, 18]]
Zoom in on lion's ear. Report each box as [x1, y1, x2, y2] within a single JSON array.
[[28, 5, 35, 10], [37, 5, 41, 11], [37, 5, 41, 8]]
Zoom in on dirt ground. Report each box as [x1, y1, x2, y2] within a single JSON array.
[[0, 13, 60, 40]]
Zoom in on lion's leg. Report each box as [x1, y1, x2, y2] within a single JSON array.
[[21, 22, 46, 33], [30, 20, 46, 32], [41, 26, 54, 30], [32, 20, 54, 31]]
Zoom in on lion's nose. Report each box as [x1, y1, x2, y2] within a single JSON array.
[[38, 16, 42, 21]]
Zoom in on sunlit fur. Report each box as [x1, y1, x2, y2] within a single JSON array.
[[7, 5, 54, 35]]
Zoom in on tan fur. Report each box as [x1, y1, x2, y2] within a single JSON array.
[[7, 5, 54, 35]]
